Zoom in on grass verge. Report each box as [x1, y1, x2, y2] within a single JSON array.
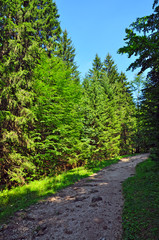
[[0, 157, 119, 225], [122, 157, 159, 240]]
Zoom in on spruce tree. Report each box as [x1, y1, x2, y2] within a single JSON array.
[[57, 29, 80, 82], [101, 55, 136, 154], [88, 54, 103, 78], [103, 53, 119, 83], [0, 0, 61, 185], [118, 0, 159, 158], [82, 54, 136, 160], [32, 54, 83, 175], [117, 72, 136, 154], [82, 74, 112, 160]]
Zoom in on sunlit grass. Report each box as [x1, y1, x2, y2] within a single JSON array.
[[122, 158, 159, 240], [0, 157, 119, 224]]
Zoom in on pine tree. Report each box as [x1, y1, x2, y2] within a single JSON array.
[[88, 54, 103, 78], [117, 72, 136, 154], [82, 54, 136, 161], [118, 1, 159, 159], [103, 53, 119, 83], [57, 29, 80, 82], [0, 0, 61, 185], [101, 55, 136, 154], [32, 54, 83, 176], [82, 71, 119, 160], [36, 0, 61, 54], [141, 72, 159, 156], [82, 74, 114, 161]]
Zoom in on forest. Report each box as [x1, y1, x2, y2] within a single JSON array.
[[0, 0, 158, 190]]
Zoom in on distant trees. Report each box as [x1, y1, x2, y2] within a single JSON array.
[[82, 54, 135, 160]]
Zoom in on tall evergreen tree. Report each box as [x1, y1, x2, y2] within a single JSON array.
[[82, 55, 135, 160], [118, 0, 159, 159], [117, 72, 136, 154], [0, 0, 61, 185], [82, 74, 118, 160], [57, 29, 80, 82], [32, 54, 83, 176], [103, 53, 119, 83], [88, 54, 103, 78], [101, 54, 135, 154]]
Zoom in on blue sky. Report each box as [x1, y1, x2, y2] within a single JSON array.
[[56, 0, 153, 81]]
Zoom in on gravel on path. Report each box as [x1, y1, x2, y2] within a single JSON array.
[[0, 153, 149, 240]]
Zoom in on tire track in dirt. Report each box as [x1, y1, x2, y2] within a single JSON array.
[[0, 153, 149, 240]]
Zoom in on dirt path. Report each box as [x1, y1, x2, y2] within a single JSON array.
[[0, 153, 149, 240]]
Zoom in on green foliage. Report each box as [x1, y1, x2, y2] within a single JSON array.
[[32, 53, 83, 176], [118, 1, 159, 74], [118, 1, 159, 158], [103, 53, 119, 83], [82, 73, 116, 159], [150, 147, 159, 162], [128, 74, 148, 153], [0, 0, 62, 186], [0, 0, 137, 188], [57, 29, 80, 82], [83, 54, 135, 159], [122, 158, 159, 239]]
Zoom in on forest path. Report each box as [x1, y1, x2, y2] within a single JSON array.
[[1, 153, 149, 240]]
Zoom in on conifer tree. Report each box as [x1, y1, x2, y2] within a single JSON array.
[[92, 54, 103, 71], [0, 0, 61, 185], [58, 30, 75, 67], [118, 0, 159, 158], [117, 72, 136, 154], [32, 54, 83, 175], [102, 55, 136, 153], [82, 54, 136, 160], [82, 74, 113, 160], [88, 54, 103, 78], [103, 53, 119, 83], [57, 29, 80, 82]]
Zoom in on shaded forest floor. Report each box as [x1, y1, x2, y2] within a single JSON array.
[[0, 154, 150, 240]]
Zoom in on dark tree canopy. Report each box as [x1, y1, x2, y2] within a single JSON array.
[[118, 1, 159, 160], [118, 2, 159, 74]]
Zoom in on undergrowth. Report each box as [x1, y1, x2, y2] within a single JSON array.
[[0, 157, 119, 225], [122, 157, 159, 240]]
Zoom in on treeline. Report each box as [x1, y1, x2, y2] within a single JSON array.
[[0, 0, 158, 188]]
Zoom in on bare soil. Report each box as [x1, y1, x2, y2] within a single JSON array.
[[0, 153, 149, 240]]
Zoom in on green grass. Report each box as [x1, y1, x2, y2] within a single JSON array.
[[122, 158, 159, 240], [0, 157, 119, 225]]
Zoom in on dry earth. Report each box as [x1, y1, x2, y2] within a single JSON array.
[[0, 153, 149, 240]]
